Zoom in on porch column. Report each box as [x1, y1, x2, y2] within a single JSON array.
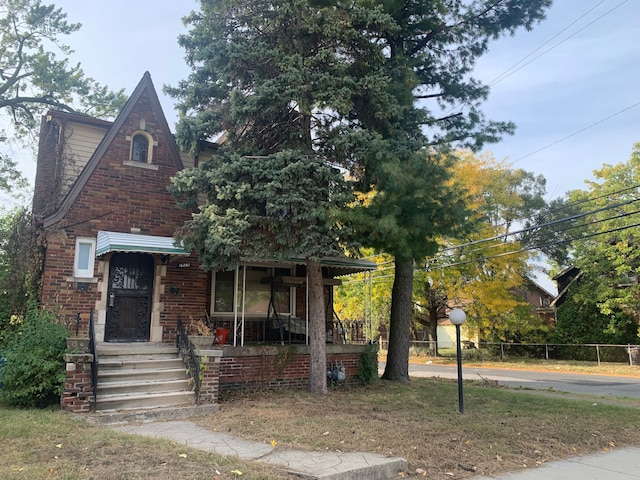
[[197, 349, 223, 404], [61, 352, 94, 413]]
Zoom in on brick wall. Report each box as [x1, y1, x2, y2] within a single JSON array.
[[60, 353, 94, 413], [215, 344, 366, 392], [39, 90, 208, 342]]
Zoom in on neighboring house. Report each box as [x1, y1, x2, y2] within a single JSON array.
[[550, 266, 582, 309], [33, 72, 375, 414], [512, 278, 557, 325]]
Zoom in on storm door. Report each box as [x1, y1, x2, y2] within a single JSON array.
[[105, 253, 154, 342]]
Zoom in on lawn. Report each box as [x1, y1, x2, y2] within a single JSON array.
[[3, 376, 640, 479], [204, 378, 640, 478], [0, 406, 299, 480]]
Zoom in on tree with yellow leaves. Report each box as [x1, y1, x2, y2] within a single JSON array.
[[420, 151, 549, 343]]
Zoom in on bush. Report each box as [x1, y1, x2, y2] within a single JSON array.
[[1, 307, 69, 408], [357, 342, 379, 385]]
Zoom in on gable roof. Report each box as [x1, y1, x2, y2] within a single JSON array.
[[526, 278, 556, 299], [43, 72, 183, 229]]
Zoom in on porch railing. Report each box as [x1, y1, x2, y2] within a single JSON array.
[[176, 317, 200, 405], [88, 308, 98, 409]]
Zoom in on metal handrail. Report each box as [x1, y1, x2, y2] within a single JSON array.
[[88, 308, 98, 410], [176, 317, 200, 405]]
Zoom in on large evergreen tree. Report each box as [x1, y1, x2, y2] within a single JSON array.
[[168, 0, 371, 394], [341, 1, 551, 382], [169, 0, 552, 385]]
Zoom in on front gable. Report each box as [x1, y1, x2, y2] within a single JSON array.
[[42, 72, 184, 230]]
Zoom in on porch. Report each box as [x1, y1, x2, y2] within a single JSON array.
[[60, 313, 372, 416]]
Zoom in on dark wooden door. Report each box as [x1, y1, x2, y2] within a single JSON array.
[[105, 253, 154, 342]]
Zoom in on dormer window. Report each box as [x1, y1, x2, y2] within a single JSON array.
[[128, 130, 154, 164]]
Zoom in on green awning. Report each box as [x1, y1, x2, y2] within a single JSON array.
[[96, 231, 190, 257]]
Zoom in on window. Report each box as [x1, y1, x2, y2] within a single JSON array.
[[213, 270, 235, 313], [74, 238, 96, 278], [131, 134, 149, 162], [212, 265, 293, 315]]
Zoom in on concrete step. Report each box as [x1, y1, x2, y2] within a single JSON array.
[[96, 378, 191, 396], [96, 343, 180, 360], [94, 390, 196, 412], [98, 367, 188, 383], [94, 342, 198, 413], [98, 357, 184, 372]]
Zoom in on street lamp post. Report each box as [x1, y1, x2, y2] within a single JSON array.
[[449, 308, 467, 414]]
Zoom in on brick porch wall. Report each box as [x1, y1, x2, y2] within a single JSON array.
[[213, 344, 367, 392], [60, 353, 94, 413]]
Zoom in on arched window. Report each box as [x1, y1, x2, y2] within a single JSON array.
[[131, 134, 149, 162]]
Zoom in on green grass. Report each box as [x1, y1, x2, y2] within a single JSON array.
[[0, 406, 298, 480], [3, 374, 640, 479]]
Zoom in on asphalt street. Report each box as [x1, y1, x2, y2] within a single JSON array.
[[379, 362, 640, 398]]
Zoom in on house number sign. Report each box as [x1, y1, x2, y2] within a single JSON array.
[[177, 262, 191, 268]]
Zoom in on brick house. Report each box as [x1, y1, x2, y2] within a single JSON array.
[[33, 72, 375, 414]]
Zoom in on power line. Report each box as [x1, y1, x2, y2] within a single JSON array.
[[433, 195, 640, 256], [442, 1, 626, 120], [341, 199, 640, 284], [488, 0, 609, 86], [344, 219, 640, 285], [434, 206, 640, 263], [489, 0, 628, 86], [342, 183, 640, 282], [512, 101, 640, 164], [429, 220, 640, 271]]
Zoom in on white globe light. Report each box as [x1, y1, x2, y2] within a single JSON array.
[[449, 308, 466, 326]]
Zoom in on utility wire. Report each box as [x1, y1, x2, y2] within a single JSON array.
[[342, 199, 640, 283], [488, 0, 608, 85], [441, 1, 626, 120], [343, 219, 640, 285], [428, 221, 640, 271], [348, 194, 640, 277], [489, 0, 628, 86], [438, 207, 640, 262], [434, 196, 640, 255], [468, 180, 640, 238], [512, 101, 640, 164]]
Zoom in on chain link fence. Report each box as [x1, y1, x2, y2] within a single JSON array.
[[378, 339, 640, 366]]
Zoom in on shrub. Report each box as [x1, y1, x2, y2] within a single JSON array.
[[357, 342, 379, 385], [1, 307, 69, 408]]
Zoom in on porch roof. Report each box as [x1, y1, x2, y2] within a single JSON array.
[[245, 256, 377, 276], [96, 231, 190, 257]]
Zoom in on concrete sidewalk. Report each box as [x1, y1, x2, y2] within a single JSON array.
[[478, 448, 640, 479], [113, 420, 407, 480], [113, 419, 640, 479]]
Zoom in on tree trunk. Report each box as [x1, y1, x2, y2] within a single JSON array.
[[307, 258, 327, 395], [381, 257, 414, 383], [428, 306, 439, 356]]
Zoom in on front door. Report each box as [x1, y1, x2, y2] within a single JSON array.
[[105, 253, 154, 342]]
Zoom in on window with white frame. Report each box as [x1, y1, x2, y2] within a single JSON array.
[[211, 265, 293, 315], [74, 238, 96, 278]]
